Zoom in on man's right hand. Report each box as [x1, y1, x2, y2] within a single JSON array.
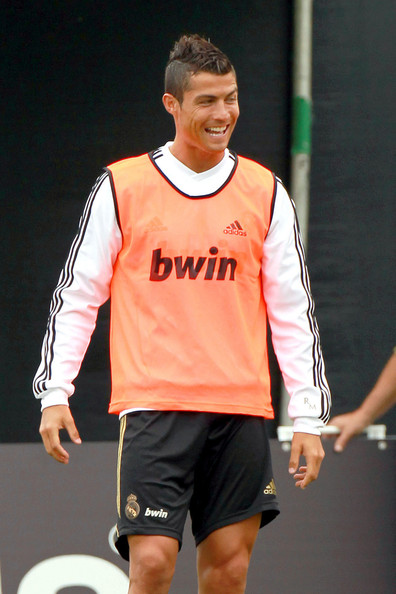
[[39, 405, 82, 464]]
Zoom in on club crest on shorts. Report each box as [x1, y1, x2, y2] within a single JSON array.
[[125, 493, 140, 520]]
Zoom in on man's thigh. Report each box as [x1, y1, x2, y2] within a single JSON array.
[[115, 411, 210, 560], [190, 414, 279, 546]]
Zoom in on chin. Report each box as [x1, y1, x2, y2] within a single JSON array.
[[206, 138, 229, 151]]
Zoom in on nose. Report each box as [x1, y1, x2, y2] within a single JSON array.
[[213, 100, 229, 121]]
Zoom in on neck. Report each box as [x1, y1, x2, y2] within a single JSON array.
[[169, 142, 225, 173]]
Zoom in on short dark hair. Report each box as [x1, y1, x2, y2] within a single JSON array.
[[165, 34, 235, 103]]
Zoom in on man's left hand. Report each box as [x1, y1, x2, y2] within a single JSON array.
[[288, 432, 325, 489]]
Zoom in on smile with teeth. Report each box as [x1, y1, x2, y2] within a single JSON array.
[[205, 125, 229, 136]]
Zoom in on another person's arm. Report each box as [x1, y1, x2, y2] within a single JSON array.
[[329, 350, 396, 452]]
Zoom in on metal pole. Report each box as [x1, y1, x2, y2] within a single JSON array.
[[279, 0, 313, 426], [291, 0, 313, 245]]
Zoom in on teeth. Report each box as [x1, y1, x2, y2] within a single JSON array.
[[206, 126, 227, 134]]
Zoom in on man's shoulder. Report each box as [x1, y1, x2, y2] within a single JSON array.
[[236, 153, 273, 173], [107, 152, 150, 173], [235, 153, 275, 184]]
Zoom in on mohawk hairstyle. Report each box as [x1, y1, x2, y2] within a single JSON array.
[[165, 34, 235, 103]]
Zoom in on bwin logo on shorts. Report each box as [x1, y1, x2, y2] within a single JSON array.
[[145, 507, 169, 519]]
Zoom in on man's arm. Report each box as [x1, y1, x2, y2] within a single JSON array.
[[34, 172, 122, 461], [262, 179, 330, 488], [329, 350, 396, 452]]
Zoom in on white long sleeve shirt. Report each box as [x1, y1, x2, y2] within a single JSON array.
[[33, 144, 331, 434]]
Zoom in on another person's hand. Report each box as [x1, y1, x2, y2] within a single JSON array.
[[288, 432, 325, 489], [328, 410, 369, 452], [39, 405, 81, 464], [327, 351, 396, 452]]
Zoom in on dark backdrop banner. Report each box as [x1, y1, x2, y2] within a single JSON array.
[[1, 0, 395, 442], [309, 0, 395, 429], [1, 1, 291, 442]]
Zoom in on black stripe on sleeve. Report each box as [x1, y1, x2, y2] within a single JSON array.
[[288, 196, 332, 423], [33, 172, 109, 395]]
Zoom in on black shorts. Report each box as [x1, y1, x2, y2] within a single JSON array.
[[115, 411, 279, 561]]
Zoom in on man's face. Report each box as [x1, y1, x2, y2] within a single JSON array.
[[164, 70, 239, 171]]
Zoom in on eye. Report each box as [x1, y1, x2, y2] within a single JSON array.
[[199, 98, 214, 106]]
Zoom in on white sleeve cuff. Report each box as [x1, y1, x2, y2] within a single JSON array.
[[40, 389, 70, 411], [293, 417, 324, 436]]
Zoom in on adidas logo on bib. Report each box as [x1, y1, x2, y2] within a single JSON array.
[[144, 217, 168, 233], [223, 220, 247, 236]]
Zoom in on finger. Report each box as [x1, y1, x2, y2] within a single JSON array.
[[293, 465, 307, 474], [288, 444, 302, 475], [41, 428, 70, 464], [293, 466, 307, 484], [295, 480, 306, 490], [49, 442, 70, 464], [293, 473, 306, 482], [300, 454, 323, 488], [334, 432, 351, 453], [64, 417, 82, 445]]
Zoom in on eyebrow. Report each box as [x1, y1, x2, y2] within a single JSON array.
[[194, 87, 238, 102]]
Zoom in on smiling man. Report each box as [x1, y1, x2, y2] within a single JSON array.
[[35, 35, 331, 593], [163, 69, 239, 171]]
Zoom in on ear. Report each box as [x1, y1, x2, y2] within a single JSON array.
[[162, 93, 179, 115]]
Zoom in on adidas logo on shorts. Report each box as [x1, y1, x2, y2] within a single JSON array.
[[264, 479, 277, 495]]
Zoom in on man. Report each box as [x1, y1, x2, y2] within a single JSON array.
[[35, 35, 331, 593]]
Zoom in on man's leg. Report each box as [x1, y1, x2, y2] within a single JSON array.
[[117, 412, 207, 591], [196, 514, 261, 594], [127, 534, 179, 594]]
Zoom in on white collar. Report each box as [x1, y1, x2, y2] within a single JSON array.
[[153, 142, 235, 196]]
